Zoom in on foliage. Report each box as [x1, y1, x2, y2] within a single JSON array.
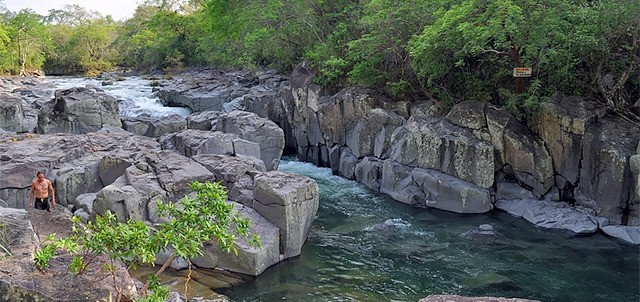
[[0, 222, 10, 257], [0, 0, 637, 118], [42, 5, 119, 75], [34, 181, 260, 301], [0, 9, 50, 74], [409, 0, 639, 116]]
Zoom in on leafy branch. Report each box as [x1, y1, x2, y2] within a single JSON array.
[[34, 180, 261, 302]]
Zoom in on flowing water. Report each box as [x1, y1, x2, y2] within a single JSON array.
[[47, 76, 191, 117], [223, 158, 640, 302], [44, 77, 639, 302]]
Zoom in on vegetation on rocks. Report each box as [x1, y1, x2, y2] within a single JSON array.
[[0, 0, 637, 118], [34, 181, 260, 301], [0, 222, 9, 257]]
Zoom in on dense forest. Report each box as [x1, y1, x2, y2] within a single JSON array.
[[0, 0, 638, 119]]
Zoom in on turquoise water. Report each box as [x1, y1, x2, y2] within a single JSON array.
[[225, 158, 639, 302]]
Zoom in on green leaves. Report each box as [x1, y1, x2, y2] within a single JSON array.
[[33, 180, 260, 300]]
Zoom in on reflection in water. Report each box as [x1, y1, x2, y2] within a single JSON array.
[[223, 158, 639, 302]]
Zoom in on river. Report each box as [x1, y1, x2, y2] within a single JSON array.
[[46, 76, 639, 302]]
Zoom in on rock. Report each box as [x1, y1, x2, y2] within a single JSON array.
[[338, 147, 358, 180], [364, 218, 411, 231], [419, 295, 540, 302], [253, 171, 319, 258], [187, 110, 222, 130], [346, 108, 405, 158], [94, 179, 146, 221], [600, 225, 640, 245], [36, 87, 122, 134], [0, 128, 160, 208], [155, 249, 191, 270], [496, 199, 598, 234], [74, 192, 96, 214], [0, 92, 36, 133], [577, 115, 639, 224], [0, 208, 138, 301], [161, 129, 262, 163], [144, 150, 214, 200], [192, 203, 280, 276], [389, 114, 495, 188], [532, 95, 604, 185], [380, 159, 424, 205], [354, 156, 384, 192], [193, 154, 261, 206], [495, 180, 537, 201], [446, 101, 488, 131], [213, 110, 284, 171], [123, 114, 187, 137], [479, 224, 494, 232], [412, 167, 492, 213], [501, 119, 554, 197], [631, 153, 640, 225]]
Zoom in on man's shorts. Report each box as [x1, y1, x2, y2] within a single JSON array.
[[34, 197, 51, 211]]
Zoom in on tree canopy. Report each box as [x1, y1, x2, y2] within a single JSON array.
[[0, 0, 637, 118]]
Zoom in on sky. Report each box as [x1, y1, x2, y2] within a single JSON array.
[[2, 0, 140, 20]]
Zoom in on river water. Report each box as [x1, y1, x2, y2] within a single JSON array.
[[48, 76, 191, 117], [222, 158, 639, 302], [45, 77, 639, 302]]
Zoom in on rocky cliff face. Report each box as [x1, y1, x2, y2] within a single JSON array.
[[285, 63, 640, 243]]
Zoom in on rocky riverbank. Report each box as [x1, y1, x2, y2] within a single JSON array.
[[0, 66, 639, 300], [144, 65, 640, 244]]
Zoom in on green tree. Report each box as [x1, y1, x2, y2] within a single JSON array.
[[341, 0, 435, 97], [3, 9, 50, 75], [35, 181, 260, 301], [43, 6, 119, 75], [409, 0, 639, 117], [115, 2, 205, 71], [0, 22, 11, 73]]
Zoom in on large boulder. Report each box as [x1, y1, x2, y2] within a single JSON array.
[[192, 203, 280, 276], [161, 129, 262, 164], [94, 177, 146, 222], [193, 154, 263, 206], [144, 150, 214, 200], [412, 168, 492, 213], [253, 171, 319, 258], [0, 92, 37, 133], [532, 95, 640, 225], [122, 114, 187, 137], [187, 110, 222, 130], [36, 87, 122, 134], [389, 114, 495, 189], [380, 159, 424, 205], [213, 110, 284, 170]]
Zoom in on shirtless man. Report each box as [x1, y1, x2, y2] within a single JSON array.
[[29, 171, 56, 211]]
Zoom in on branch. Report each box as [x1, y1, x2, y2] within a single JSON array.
[[481, 48, 511, 56], [612, 33, 639, 98], [141, 250, 175, 294]]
